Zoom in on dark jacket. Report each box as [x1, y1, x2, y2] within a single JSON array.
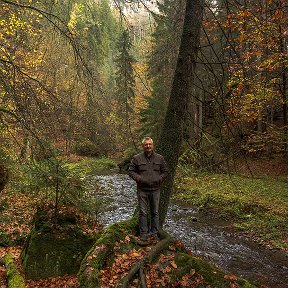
[[128, 152, 169, 191]]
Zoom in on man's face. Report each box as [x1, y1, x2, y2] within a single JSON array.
[[143, 139, 154, 154]]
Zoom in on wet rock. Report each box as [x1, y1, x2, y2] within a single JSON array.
[[191, 216, 198, 222]]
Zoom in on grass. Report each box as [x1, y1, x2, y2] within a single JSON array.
[[173, 171, 288, 250], [66, 157, 118, 176]]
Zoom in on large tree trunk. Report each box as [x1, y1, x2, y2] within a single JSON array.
[[157, 0, 204, 227]]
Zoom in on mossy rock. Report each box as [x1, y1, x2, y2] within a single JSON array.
[[170, 252, 256, 287], [4, 253, 25, 288], [0, 229, 12, 247], [117, 158, 132, 173], [20, 206, 98, 280]]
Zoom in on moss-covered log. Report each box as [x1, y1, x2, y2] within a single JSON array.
[[4, 253, 25, 288], [78, 219, 137, 288]]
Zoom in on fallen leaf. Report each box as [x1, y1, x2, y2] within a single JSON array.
[[170, 261, 177, 269], [224, 274, 239, 281], [164, 266, 172, 273], [124, 235, 130, 243], [131, 252, 141, 257], [169, 245, 176, 251]]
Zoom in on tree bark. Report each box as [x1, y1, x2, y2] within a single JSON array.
[[157, 0, 204, 227]]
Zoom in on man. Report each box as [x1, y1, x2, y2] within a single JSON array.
[[128, 137, 169, 241]]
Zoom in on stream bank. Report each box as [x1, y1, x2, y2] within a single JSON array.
[[86, 174, 288, 288]]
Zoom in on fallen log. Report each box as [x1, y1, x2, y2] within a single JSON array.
[[4, 253, 25, 288]]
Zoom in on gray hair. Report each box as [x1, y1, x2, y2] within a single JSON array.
[[141, 137, 153, 145]]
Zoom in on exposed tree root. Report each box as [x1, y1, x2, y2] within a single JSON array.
[[130, 235, 151, 247], [118, 233, 173, 288], [139, 266, 146, 288], [79, 222, 256, 288]]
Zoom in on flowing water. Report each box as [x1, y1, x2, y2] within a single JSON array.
[[86, 174, 288, 288]]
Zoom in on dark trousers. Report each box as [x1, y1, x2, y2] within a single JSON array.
[[137, 189, 160, 236]]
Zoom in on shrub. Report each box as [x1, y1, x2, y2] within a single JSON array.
[[74, 140, 100, 157]]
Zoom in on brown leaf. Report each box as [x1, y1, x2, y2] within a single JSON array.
[[131, 251, 141, 257], [164, 266, 172, 273], [170, 261, 177, 269], [124, 235, 130, 243], [224, 274, 239, 281], [169, 245, 176, 251], [122, 254, 129, 259], [189, 268, 196, 276]]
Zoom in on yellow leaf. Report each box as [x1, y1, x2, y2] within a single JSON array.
[[170, 261, 177, 269], [132, 252, 141, 257]]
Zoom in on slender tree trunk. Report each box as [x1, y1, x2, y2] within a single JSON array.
[[280, 35, 287, 155], [157, 0, 204, 227]]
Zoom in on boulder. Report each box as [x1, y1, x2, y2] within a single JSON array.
[[117, 158, 132, 173], [21, 206, 97, 279]]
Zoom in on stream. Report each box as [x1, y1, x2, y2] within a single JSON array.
[[86, 174, 288, 288]]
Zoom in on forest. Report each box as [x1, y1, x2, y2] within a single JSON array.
[[0, 0, 287, 287]]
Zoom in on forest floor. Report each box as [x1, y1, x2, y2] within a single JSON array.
[[175, 156, 288, 251], [231, 156, 288, 178], [0, 190, 82, 288], [0, 156, 287, 287]]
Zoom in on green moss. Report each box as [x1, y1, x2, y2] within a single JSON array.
[[172, 253, 256, 287], [174, 173, 288, 247], [78, 219, 137, 288], [21, 208, 97, 280], [4, 253, 25, 288], [66, 157, 117, 176], [0, 199, 9, 212], [78, 218, 257, 288]]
